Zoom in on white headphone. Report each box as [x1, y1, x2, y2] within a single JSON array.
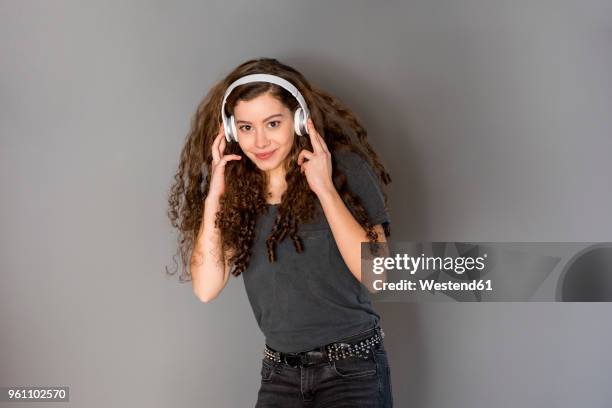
[[220, 73, 310, 142]]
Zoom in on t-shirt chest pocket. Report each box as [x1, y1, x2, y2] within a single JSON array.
[[274, 221, 330, 260], [298, 221, 331, 240]]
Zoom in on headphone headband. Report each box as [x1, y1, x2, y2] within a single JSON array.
[[220, 73, 310, 142]]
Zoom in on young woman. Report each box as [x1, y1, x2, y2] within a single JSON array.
[[167, 57, 394, 407]]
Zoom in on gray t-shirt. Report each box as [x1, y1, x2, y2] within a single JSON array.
[[241, 150, 391, 353]]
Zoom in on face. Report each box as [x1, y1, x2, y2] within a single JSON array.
[[233, 92, 295, 175]]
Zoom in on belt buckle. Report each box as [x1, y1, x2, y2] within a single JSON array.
[[284, 353, 301, 367], [301, 351, 323, 367]]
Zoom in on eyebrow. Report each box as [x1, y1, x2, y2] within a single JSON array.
[[235, 113, 283, 124]]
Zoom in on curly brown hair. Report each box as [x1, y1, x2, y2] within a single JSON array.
[[166, 57, 391, 282]]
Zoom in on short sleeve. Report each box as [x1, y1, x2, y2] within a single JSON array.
[[335, 151, 391, 230]]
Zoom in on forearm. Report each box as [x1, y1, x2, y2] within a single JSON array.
[[317, 188, 381, 283], [190, 195, 227, 302]]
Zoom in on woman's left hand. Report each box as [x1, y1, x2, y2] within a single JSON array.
[[297, 118, 335, 197]]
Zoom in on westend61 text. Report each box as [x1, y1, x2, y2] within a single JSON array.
[[373, 279, 493, 291]]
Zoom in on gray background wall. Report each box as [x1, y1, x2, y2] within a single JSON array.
[[2, 1, 611, 407]]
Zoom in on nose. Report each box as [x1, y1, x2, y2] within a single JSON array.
[[254, 128, 271, 149]]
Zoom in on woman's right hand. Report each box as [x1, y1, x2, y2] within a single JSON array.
[[207, 123, 241, 200]]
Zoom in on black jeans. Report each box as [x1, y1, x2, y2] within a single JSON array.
[[255, 326, 393, 407]]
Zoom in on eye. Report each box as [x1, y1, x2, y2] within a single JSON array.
[[268, 121, 280, 128], [238, 125, 252, 132]]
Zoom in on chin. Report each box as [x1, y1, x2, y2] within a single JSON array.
[[253, 159, 283, 172]]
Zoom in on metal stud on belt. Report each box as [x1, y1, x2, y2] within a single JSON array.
[[264, 346, 282, 363], [263, 328, 385, 364], [325, 332, 382, 361]]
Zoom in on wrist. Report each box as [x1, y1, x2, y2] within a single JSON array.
[[315, 184, 340, 204]]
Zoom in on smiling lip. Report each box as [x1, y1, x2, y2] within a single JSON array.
[[255, 149, 277, 160]]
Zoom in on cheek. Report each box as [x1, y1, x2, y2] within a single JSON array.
[[237, 140, 251, 152], [278, 129, 295, 148]]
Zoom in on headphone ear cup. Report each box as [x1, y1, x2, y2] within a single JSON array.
[[229, 115, 238, 142], [294, 108, 304, 136], [223, 119, 232, 142]]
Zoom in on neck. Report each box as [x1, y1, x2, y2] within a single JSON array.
[[265, 165, 287, 203]]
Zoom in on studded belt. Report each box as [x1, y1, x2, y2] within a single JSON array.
[[263, 326, 385, 367]]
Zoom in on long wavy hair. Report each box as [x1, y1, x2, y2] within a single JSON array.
[[166, 57, 391, 281]]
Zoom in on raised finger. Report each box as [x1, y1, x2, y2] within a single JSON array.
[[316, 127, 329, 153], [211, 129, 223, 163], [219, 135, 227, 158], [307, 118, 324, 153]]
